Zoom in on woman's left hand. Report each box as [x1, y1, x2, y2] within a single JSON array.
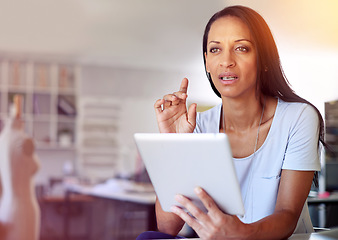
[[171, 187, 253, 240]]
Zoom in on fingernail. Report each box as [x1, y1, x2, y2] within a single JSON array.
[[175, 194, 184, 201], [195, 186, 202, 194]]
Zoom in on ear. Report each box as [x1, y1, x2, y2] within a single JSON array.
[[204, 52, 210, 73]]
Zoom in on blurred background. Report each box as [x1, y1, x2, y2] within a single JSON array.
[[0, 0, 338, 107], [0, 0, 338, 239]]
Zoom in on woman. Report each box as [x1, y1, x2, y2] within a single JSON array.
[[138, 5, 323, 240]]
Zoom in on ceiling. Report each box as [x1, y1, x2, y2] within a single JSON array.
[[0, 0, 338, 71]]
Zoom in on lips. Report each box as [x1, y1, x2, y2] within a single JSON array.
[[218, 72, 238, 84], [221, 76, 237, 80]]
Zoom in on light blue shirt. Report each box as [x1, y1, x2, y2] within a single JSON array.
[[194, 98, 321, 233]]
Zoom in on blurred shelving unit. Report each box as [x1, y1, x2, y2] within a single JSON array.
[[0, 57, 79, 151], [77, 97, 121, 181]]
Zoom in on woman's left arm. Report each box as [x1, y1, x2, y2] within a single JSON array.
[[172, 169, 314, 240]]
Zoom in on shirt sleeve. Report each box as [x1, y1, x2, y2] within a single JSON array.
[[193, 112, 202, 133], [282, 104, 321, 171], [193, 104, 222, 134]]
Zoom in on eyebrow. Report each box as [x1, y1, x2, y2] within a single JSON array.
[[235, 38, 253, 43], [208, 39, 253, 44]]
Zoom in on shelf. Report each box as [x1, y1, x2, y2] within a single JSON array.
[[80, 148, 119, 155], [32, 87, 52, 94], [36, 143, 76, 151], [0, 57, 79, 151], [58, 88, 77, 95], [58, 116, 76, 122], [8, 86, 27, 92]]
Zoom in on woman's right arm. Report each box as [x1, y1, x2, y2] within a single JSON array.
[[155, 198, 185, 236], [154, 78, 196, 133], [153, 78, 196, 235]]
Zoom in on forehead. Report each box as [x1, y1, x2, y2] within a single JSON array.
[[208, 16, 252, 41]]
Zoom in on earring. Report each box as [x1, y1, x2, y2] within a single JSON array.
[[264, 66, 268, 72]]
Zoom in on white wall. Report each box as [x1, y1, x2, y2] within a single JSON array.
[[280, 50, 338, 114]]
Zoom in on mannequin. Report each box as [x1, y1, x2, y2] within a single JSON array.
[[0, 95, 40, 240]]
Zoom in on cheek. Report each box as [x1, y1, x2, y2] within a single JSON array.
[[207, 61, 218, 76], [243, 59, 257, 77], [205, 54, 218, 73]]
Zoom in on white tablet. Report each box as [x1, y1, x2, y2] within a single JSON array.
[[134, 133, 245, 216]]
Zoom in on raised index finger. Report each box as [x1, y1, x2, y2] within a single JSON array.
[[179, 78, 189, 93]]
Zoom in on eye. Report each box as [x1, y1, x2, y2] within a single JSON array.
[[209, 47, 220, 53], [235, 46, 249, 52]]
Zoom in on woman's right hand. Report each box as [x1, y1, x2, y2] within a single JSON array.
[[154, 78, 197, 133]]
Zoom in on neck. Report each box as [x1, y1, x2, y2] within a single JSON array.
[[221, 96, 265, 132]]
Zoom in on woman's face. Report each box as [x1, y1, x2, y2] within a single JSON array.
[[205, 16, 257, 99]]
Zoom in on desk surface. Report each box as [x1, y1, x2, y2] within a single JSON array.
[[161, 228, 338, 240], [289, 228, 338, 239], [64, 178, 156, 205], [308, 192, 338, 204]]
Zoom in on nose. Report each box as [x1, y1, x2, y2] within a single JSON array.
[[219, 51, 235, 68]]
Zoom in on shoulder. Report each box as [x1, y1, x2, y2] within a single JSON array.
[[274, 99, 320, 152], [278, 98, 315, 113], [194, 104, 222, 133], [276, 99, 321, 170], [276, 99, 319, 127], [197, 104, 222, 119]]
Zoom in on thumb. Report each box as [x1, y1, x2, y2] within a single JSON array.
[[187, 103, 197, 127]]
